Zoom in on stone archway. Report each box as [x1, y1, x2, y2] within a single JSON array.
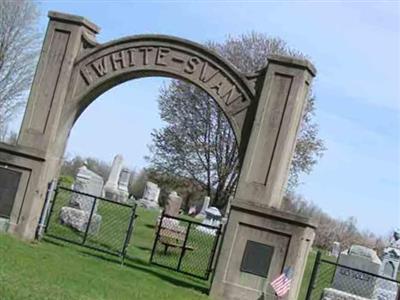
[[0, 11, 317, 300]]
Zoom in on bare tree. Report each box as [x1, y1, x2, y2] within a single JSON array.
[[149, 33, 325, 209], [0, 0, 40, 139], [149, 81, 239, 209]]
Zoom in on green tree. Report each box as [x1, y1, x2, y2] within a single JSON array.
[[149, 32, 325, 209]]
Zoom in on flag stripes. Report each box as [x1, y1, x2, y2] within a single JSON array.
[[270, 267, 293, 297]]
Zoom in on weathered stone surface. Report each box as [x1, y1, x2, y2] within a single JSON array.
[[332, 245, 382, 298], [0, 217, 10, 233], [164, 191, 182, 217], [104, 154, 124, 201], [136, 181, 160, 209], [59, 207, 101, 234], [70, 164, 103, 212], [322, 288, 369, 300], [331, 241, 341, 257], [196, 196, 210, 219], [135, 198, 160, 210], [374, 246, 400, 300], [142, 181, 160, 203], [211, 202, 316, 300], [117, 167, 130, 201], [196, 207, 222, 235]]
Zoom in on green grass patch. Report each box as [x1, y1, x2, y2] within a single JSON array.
[[2, 191, 334, 300], [0, 233, 210, 300]]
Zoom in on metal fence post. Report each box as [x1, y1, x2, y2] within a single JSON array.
[[36, 180, 57, 239], [82, 196, 97, 245], [121, 204, 137, 265], [150, 211, 164, 264], [305, 251, 322, 300], [205, 224, 223, 280], [44, 185, 59, 234], [177, 221, 192, 272]]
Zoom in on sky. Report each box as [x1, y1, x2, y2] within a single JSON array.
[[12, 0, 400, 235]]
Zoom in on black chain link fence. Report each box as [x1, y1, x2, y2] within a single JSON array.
[[44, 185, 136, 259], [150, 212, 222, 280], [305, 251, 400, 300]]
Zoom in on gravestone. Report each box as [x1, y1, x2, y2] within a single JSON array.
[[164, 191, 182, 217], [117, 167, 130, 202], [104, 155, 130, 203], [390, 228, 400, 249], [331, 241, 341, 258], [136, 181, 160, 209], [104, 154, 123, 201], [70, 164, 104, 212], [331, 245, 382, 298], [373, 243, 400, 300], [142, 181, 160, 202], [196, 196, 210, 219], [60, 164, 103, 234], [196, 207, 222, 235]]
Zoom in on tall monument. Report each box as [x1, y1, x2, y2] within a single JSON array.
[[103, 154, 130, 203]]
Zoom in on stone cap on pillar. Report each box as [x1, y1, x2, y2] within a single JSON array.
[[267, 54, 317, 77], [48, 11, 100, 34], [232, 199, 317, 229]]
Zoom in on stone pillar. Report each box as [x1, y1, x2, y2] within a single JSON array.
[[235, 55, 315, 208], [210, 56, 316, 300], [13, 12, 100, 239]]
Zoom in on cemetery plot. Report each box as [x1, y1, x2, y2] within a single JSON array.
[[150, 213, 222, 280], [305, 251, 400, 300], [44, 185, 136, 258]]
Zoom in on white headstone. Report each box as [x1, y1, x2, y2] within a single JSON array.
[[142, 181, 160, 202], [136, 181, 160, 209], [60, 164, 103, 234], [103, 155, 130, 203], [70, 164, 104, 213], [331, 241, 341, 258], [196, 196, 210, 218], [374, 247, 400, 300], [196, 207, 222, 235], [117, 167, 130, 202], [104, 154, 124, 194]]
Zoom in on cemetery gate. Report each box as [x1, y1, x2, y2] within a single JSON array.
[[150, 212, 223, 280], [42, 183, 137, 262], [2, 10, 316, 299], [305, 251, 400, 300]]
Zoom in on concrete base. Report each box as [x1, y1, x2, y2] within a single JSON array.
[[210, 200, 315, 300], [322, 288, 370, 300], [0, 217, 10, 233], [136, 198, 160, 210]]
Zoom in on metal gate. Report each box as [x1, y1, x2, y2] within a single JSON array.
[[150, 212, 223, 280], [43, 184, 137, 261], [305, 251, 400, 300]]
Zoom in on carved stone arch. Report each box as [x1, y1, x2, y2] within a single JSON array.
[[1, 11, 317, 300], [64, 35, 256, 146]]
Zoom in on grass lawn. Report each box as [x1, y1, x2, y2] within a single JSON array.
[[0, 232, 210, 300], [0, 193, 329, 300]]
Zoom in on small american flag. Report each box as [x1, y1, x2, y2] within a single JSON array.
[[270, 267, 294, 298]]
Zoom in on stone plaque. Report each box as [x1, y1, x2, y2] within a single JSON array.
[[240, 240, 274, 278], [0, 167, 21, 218]]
